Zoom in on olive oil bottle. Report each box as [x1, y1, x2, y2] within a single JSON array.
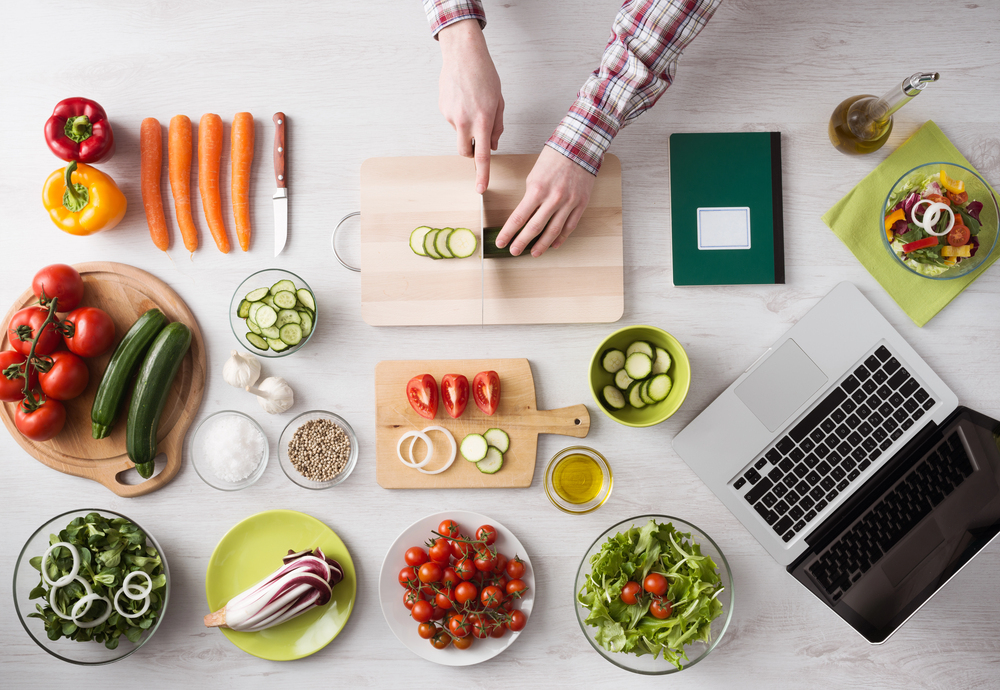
[[829, 72, 940, 155]]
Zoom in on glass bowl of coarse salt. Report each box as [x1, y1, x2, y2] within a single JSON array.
[[278, 410, 358, 489], [191, 410, 269, 491]]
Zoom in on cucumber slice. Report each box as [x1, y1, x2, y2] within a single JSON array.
[[624, 352, 652, 379], [246, 333, 268, 351], [261, 294, 276, 309], [640, 379, 656, 405], [296, 289, 316, 311], [246, 318, 262, 335], [647, 373, 673, 402], [627, 381, 647, 408], [483, 428, 510, 453], [260, 325, 280, 339], [270, 279, 296, 295], [460, 433, 489, 462], [435, 228, 455, 258], [266, 337, 289, 352], [255, 305, 277, 328], [614, 369, 634, 390], [245, 287, 269, 302], [273, 290, 297, 309], [410, 226, 433, 256], [601, 348, 625, 374], [276, 309, 301, 327], [447, 228, 478, 258], [652, 347, 672, 375], [248, 301, 264, 321], [424, 229, 442, 259], [602, 385, 626, 410], [237, 300, 251, 319], [476, 447, 504, 474], [299, 311, 313, 337], [626, 340, 654, 358], [279, 323, 303, 345]]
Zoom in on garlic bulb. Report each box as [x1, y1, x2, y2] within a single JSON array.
[[223, 350, 261, 389], [246, 377, 294, 414]]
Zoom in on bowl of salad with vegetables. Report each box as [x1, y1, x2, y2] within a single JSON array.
[[575, 516, 733, 675], [882, 162, 998, 279]]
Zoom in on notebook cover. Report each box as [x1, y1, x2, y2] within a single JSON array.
[[669, 132, 785, 285]]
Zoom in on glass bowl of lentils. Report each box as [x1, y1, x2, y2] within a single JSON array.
[[278, 410, 358, 489]]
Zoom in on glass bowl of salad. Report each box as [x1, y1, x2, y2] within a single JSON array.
[[882, 162, 998, 279], [575, 515, 734, 675]]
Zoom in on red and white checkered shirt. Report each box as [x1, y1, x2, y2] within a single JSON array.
[[424, 0, 722, 175]]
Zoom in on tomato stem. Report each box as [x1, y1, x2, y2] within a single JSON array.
[[18, 296, 61, 412]]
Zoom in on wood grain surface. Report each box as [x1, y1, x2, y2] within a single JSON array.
[[0, 263, 206, 497], [374, 359, 590, 489]]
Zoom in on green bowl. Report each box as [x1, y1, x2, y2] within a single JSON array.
[[589, 325, 691, 427]]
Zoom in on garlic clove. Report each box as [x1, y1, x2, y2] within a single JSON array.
[[223, 350, 262, 389], [246, 377, 294, 414]]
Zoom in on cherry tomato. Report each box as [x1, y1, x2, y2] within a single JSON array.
[[506, 579, 527, 599], [436, 588, 455, 610], [38, 351, 89, 401], [650, 598, 673, 619], [947, 190, 969, 205], [440, 373, 469, 418], [481, 585, 504, 609], [406, 373, 438, 419], [428, 537, 452, 564], [32, 264, 84, 312], [476, 525, 498, 546], [643, 573, 667, 597], [417, 622, 437, 639], [14, 398, 66, 442], [472, 370, 501, 415], [454, 581, 479, 605], [398, 566, 419, 588], [492, 552, 508, 576], [403, 589, 422, 610], [404, 546, 428, 567], [455, 557, 477, 580], [8, 307, 61, 356], [948, 223, 971, 247], [449, 614, 472, 638], [442, 567, 460, 588], [63, 307, 115, 358], [506, 556, 526, 580], [410, 599, 434, 623], [620, 581, 641, 605], [431, 606, 447, 621], [418, 562, 443, 584], [507, 609, 527, 632], [474, 547, 496, 572], [501, 599, 514, 613], [452, 634, 474, 649], [451, 537, 474, 560], [925, 193, 951, 206], [439, 519, 461, 538], [0, 350, 36, 402], [469, 614, 489, 639], [430, 629, 452, 649], [489, 622, 506, 638]]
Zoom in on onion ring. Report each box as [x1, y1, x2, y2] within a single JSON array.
[[416, 426, 457, 475], [41, 542, 80, 588], [114, 588, 151, 619], [48, 575, 94, 620], [122, 571, 153, 600], [71, 594, 112, 628], [397, 430, 433, 469], [912, 200, 954, 236]]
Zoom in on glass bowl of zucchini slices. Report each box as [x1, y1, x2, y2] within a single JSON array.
[[589, 325, 691, 428], [230, 269, 317, 357]]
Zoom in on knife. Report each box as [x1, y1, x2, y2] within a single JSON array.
[[480, 193, 485, 326], [272, 112, 287, 256]]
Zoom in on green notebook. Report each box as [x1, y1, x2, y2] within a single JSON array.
[[669, 132, 785, 285]]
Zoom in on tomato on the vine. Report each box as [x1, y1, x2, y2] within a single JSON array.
[[428, 537, 452, 564], [63, 307, 115, 358], [451, 536, 473, 560], [449, 614, 472, 638], [0, 350, 36, 402], [454, 581, 478, 605], [438, 519, 461, 538], [490, 622, 506, 638], [506, 579, 527, 599], [476, 525, 498, 545], [38, 351, 89, 401], [404, 546, 428, 567], [8, 307, 62, 356], [442, 567, 460, 588], [436, 588, 455, 610], [410, 600, 434, 623], [507, 609, 527, 632], [430, 606, 446, 621], [430, 629, 452, 649], [474, 547, 496, 572], [643, 573, 667, 597], [398, 566, 419, 588], [506, 556, 526, 580], [453, 634, 474, 649], [492, 552, 508, 575], [620, 581, 641, 605], [468, 614, 489, 639], [650, 598, 673, 619], [14, 398, 65, 442], [417, 622, 437, 639], [481, 585, 504, 609], [418, 562, 443, 584], [455, 557, 477, 580], [32, 265, 84, 312], [403, 589, 422, 610]]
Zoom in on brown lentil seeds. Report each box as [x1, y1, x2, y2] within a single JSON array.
[[287, 418, 351, 481]]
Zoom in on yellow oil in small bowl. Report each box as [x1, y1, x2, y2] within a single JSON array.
[[545, 447, 612, 514]]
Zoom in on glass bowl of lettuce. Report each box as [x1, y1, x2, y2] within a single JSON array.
[[881, 162, 998, 279], [575, 516, 734, 674]]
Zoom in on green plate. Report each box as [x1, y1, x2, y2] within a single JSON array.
[[205, 510, 357, 660]]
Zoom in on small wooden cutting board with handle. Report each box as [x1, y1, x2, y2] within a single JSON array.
[[375, 359, 590, 489]]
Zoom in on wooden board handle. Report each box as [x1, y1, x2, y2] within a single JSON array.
[[273, 112, 286, 188], [91, 429, 183, 498], [533, 404, 590, 438]]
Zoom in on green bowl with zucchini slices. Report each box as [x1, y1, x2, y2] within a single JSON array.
[[230, 269, 317, 358], [589, 325, 691, 428]]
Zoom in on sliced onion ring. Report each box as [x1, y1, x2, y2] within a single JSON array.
[[122, 571, 153, 600], [48, 575, 94, 620], [913, 200, 955, 236], [114, 588, 151, 619], [416, 426, 457, 475], [397, 430, 433, 469], [71, 594, 112, 628], [41, 542, 80, 588]]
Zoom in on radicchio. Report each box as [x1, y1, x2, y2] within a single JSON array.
[[966, 200, 983, 223]]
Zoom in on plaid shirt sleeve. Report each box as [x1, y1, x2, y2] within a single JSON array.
[[423, 0, 487, 37], [547, 0, 722, 175]]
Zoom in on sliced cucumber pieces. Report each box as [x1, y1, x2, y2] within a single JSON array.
[[237, 300, 251, 319], [483, 428, 510, 453], [410, 225, 478, 260], [477, 447, 504, 474], [601, 348, 625, 374], [424, 229, 442, 259], [626, 340, 654, 358], [270, 279, 296, 295], [435, 228, 455, 258], [652, 347, 672, 375], [273, 290, 297, 309], [601, 337, 675, 412], [296, 289, 316, 311], [448, 228, 478, 258], [245, 287, 269, 302], [602, 385, 626, 410], [239, 280, 316, 352], [461, 433, 489, 462], [255, 305, 277, 328], [246, 333, 268, 350], [614, 369, 633, 390], [410, 226, 432, 256], [624, 352, 652, 379]]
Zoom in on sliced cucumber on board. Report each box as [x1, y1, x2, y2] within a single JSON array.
[[447, 228, 478, 258], [477, 447, 504, 474], [461, 434, 489, 462], [435, 228, 455, 258], [410, 226, 433, 256], [410, 226, 479, 260], [424, 229, 442, 259], [484, 428, 510, 453]]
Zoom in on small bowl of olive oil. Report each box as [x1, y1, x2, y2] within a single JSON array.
[[544, 446, 613, 515]]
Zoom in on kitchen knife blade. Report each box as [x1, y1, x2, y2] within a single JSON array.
[[480, 193, 485, 326], [272, 112, 287, 256]]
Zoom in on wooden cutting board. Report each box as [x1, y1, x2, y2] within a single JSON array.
[[0, 262, 206, 497], [359, 154, 623, 326], [375, 359, 590, 489]]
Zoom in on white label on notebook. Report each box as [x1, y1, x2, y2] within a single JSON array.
[[696, 207, 751, 250]]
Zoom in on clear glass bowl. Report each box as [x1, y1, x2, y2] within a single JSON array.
[[13, 509, 171, 665], [881, 162, 998, 280], [230, 268, 318, 357], [190, 410, 269, 491], [278, 410, 358, 489], [575, 515, 734, 675], [544, 446, 613, 515]]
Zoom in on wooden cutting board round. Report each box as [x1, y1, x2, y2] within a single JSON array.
[[0, 262, 206, 497]]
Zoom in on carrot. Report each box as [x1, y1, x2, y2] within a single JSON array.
[[139, 118, 169, 251], [231, 112, 254, 251], [168, 115, 199, 252], [198, 113, 229, 253]]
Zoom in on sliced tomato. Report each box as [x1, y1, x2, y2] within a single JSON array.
[[472, 370, 500, 416], [406, 374, 438, 419], [440, 373, 469, 418], [947, 223, 971, 247]]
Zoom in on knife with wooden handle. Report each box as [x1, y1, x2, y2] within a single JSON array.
[[272, 112, 287, 256]]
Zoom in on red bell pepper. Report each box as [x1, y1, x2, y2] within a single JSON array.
[[43, 97, 116, 163], [901, 236, 939, 253]]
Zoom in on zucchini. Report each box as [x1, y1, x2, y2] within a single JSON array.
[[652, 347, 672, 375], [624, 352, 652, 379], [270, 279, 296, 295], [447, 228, 478, 258], [602, 385, 626, 410], [476, 447, 504, 474], [424, 229, 442, 259], [91, 309, 169, 440], [483, 428, 510, 453], [273, 290, 297, 309], [614, 369, 634, 390], [627, 381, 647, 408], [461, 433, 489, 462], [639, 379, 656, 405], [601, 348, 625, 374], [126, 322, 192, 478], [410, 226, 432, 256], [482, 227, 541, 258], [626, 340, 654, 358], [647, 373, 673, 402], [435, 228, 455, 258]]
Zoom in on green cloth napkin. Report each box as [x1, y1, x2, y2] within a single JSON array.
[[822, 120, 999, 327]]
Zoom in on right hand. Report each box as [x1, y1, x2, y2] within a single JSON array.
[[437, 20, 504, 194]]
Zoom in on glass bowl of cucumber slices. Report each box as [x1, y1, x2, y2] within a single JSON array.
[[589, 325, 691, 428], [230, 269, 318, 357]]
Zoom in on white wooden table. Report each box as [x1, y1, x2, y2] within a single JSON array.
[[2, 1, 999, 687]]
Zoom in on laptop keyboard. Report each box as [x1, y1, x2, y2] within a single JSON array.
[[732, 344, 936, 543], [807, 430, 972, 601]]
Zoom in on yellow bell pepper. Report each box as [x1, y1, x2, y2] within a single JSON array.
[[941, 244, 972, 258], [940, 169, 965, 195], [884, 208, 905, 241], [42, 161, 126, 236]]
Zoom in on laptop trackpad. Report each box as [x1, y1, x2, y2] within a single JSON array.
[[882, 519, 945, 587], [735, 339, 828, 432]]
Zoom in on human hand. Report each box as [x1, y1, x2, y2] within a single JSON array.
[[437, 20, 504, 194], [494, 146, 596, 256]]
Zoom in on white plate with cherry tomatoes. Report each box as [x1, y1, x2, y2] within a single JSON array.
[[378, 510, 534, 666]]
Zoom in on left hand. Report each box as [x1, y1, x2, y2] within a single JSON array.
[[494, 146, 596, 256]]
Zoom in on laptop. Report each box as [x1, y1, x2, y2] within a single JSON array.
[[673, 282, 1000, 642]]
